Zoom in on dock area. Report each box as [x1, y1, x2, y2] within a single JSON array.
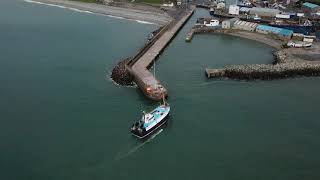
[[128, 6, 195, 101]]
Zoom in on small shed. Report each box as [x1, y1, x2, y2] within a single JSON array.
[[256, 25, 293, 39], [249, 7, 281, 17], [302, 2, 320, 14], [222, 17, 239, 29]]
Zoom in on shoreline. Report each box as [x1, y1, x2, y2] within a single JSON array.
[[185, 26, 320, 80], [187, 28, 283, 50], [24, 0, 172, 25]]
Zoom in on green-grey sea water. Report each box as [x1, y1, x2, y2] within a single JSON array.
[[1, 1, 320, 180]]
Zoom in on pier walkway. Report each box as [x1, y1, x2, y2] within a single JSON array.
[[129, 6, 195, 101]]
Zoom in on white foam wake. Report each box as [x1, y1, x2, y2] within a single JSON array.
[[23, 0, 94, 14], [114, 129, 163, 160]]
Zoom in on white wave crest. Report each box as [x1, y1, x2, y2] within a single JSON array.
[[106, 15, 125, 20], [135, 20, 155, 25]]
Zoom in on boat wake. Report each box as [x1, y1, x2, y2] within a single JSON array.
[[114, 129, 163, 160], [23, 0, 94, 14]]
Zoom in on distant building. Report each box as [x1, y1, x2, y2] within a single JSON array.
[[302, 2, 320, 14], [256, 25, 293, 39]]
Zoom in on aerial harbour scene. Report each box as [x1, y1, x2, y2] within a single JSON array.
[[1, 0, 320, 179]]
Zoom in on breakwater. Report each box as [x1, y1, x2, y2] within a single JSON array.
[[206, 62, 320, 80], [112, 6, 196, 101], [129, 6, 196, 101], [205, 43, 320, 80]]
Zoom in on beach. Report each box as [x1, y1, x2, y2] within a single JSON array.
[[24, 0, 172, 25]]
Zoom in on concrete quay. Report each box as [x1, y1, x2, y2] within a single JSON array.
[[129, 6, 196, 101]]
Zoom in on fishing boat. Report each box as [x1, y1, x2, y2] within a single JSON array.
[[131, 99, 170, 139]]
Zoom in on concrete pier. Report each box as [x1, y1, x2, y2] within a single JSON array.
[[129, 6, 195, 101]]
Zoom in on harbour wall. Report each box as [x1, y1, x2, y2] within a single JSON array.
[[206, 63, 320, 80], [128, 6, 196, 101]]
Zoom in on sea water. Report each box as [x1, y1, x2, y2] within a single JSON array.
[[1, 1, 320, 180]]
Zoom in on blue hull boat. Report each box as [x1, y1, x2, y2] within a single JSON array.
[[131, 103, 170, 139]]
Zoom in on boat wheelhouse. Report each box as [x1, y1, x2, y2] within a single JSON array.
[[131, 103, 170, 139]]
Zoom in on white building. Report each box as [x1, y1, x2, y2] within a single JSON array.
[[229, 5, 240, 15], [222, 18, 239, 29]]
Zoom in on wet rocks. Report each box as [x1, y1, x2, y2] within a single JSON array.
[[273, 50, 287, 64], [207, 62, 320, 80], [111, 58, 134, 86]]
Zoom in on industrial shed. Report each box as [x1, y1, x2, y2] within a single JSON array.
[[233, 20, 258, 31], [249, 7, 281, 17], [256, 25, 293, 39]]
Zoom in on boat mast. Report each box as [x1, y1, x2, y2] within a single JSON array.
[[153, 59, 157, 89], [153, 59, 156, 79]]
